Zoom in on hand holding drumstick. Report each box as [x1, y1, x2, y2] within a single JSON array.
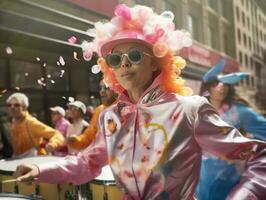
[[13, 164, 40, 183]]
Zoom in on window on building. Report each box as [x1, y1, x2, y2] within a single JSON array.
[[247, 17, 250, 30], [242, 11, 245, 26], [245, 54, 249, 67], [236, 6, 240, 21], [10, 60, 42, 89], [207, 0, 218, 11], [237, 29, 241, 44], [208, 26, 217, 49], [239, 51, 243, 65], [223, 34, 230, 55], [188, 15, 200, 41], [249, 37, 252, 50], [243, 33, 247, 47]]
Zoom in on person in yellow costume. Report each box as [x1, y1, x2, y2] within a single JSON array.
[[67, 80, 117, 150], [6, 93, 64, 158]]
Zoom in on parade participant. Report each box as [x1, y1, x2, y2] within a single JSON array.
[[14, 4, 266, 200], [67, 80, 117, 150], [6, 93, 64, 158], [66, 100, 88, 154], [50, 106, 70, 156], [196, 59, 266, 200]]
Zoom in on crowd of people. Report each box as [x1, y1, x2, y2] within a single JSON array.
[[0, 3, 265, 200], [0, 81, 117, 159]]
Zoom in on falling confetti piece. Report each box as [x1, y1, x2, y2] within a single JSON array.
[[68, 36, 77, 44], [6, 47, 13, 54], [91, 65, 101, 74], [62, 96, 66, 99], [15, 87, 20, 90], [60, 70, 65, 77], [90, 96, 95, 99], [43, 63, 47, 67], [1, 89, 7, 93], [68, 97, 74, 102], [56, 61, 60, 66], [73, 51, 80, 61], [47, 74, 51, 78], [25, 73, 29, 76], [36, 57, 40, 61], [59, 56, 65, 66], [41, 77, 45, 81], [50, 80, 55, 84]]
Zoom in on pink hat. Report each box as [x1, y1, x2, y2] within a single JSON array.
[[82, 4, 192, 60]]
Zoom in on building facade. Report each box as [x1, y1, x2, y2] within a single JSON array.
[[233, 0, 266, 111], [0, 0, 118, 122]]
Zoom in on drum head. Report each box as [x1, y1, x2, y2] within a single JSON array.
[[0, 193, 43, 199], [0, 156, 61, 175], [92, 165, 116, 185]]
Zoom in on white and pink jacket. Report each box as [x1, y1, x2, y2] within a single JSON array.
[[37, 75, 266, 200]]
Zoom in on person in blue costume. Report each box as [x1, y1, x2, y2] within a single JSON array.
[[196, 59, 266, 200]]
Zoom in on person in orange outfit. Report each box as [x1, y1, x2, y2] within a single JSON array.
[[67, 80, 117, 150], [6, 93, 64, 158]]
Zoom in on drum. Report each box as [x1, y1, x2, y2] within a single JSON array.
[[88, 165, 122, 200], [0, 193, 43, 200], [0, 156, 74, 200]]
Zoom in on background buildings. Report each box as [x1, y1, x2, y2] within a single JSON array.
[[0, 0, 265, 123]]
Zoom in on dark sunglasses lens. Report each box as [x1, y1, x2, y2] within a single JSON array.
[[128, 49, 143, 64], [107, 53, 121, 68]]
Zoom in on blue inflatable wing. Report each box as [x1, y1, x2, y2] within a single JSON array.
[[202, 59, 225, 83]]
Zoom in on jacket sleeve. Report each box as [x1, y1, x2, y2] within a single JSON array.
[[37, 128, 108, 185], [238, 105, 266, 140], [194, 98, 266, 199], [29, 118, 64, 149], [68, 105, 105, 150]]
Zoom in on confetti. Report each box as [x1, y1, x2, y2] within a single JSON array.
[[62, 96, 66, 99], [25, 73, 29, 76], [59, 56, 65, 66], [15, 87, 20, 91], [43, 63, 47, 67], [56, 61, 60, 66], [90, 96, 95, 99], [73, 51, 80, 60], [1, 89, 7, 93], [91, 65, 101, 74], [41, 77, 45, 81], [60, 70, 65, 77], [37, 79, 46, 87], [6, 46, 13, 54], [68, 36, 77, 44], [68, 97, 74, 102], [36, 57, 40, 61], [50, 80, 55, 84], [47, 74, 51, 78]]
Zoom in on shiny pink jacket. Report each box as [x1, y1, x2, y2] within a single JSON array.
[[38, 75, 266, 200]]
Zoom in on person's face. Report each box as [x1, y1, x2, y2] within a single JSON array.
[[7, 98, 25, 118], [50, 112, 62, 123], [99, 82, 117, 105], [107, 42, 157, 91], [209, 82, 230, 103], [68, 106, 82, 120]]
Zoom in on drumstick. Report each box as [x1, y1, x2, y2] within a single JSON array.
[[2, 179, 17, 184]]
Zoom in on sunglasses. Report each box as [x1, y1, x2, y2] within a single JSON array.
[[106, 48, 152, 69], [7, 103, 21, 108]]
